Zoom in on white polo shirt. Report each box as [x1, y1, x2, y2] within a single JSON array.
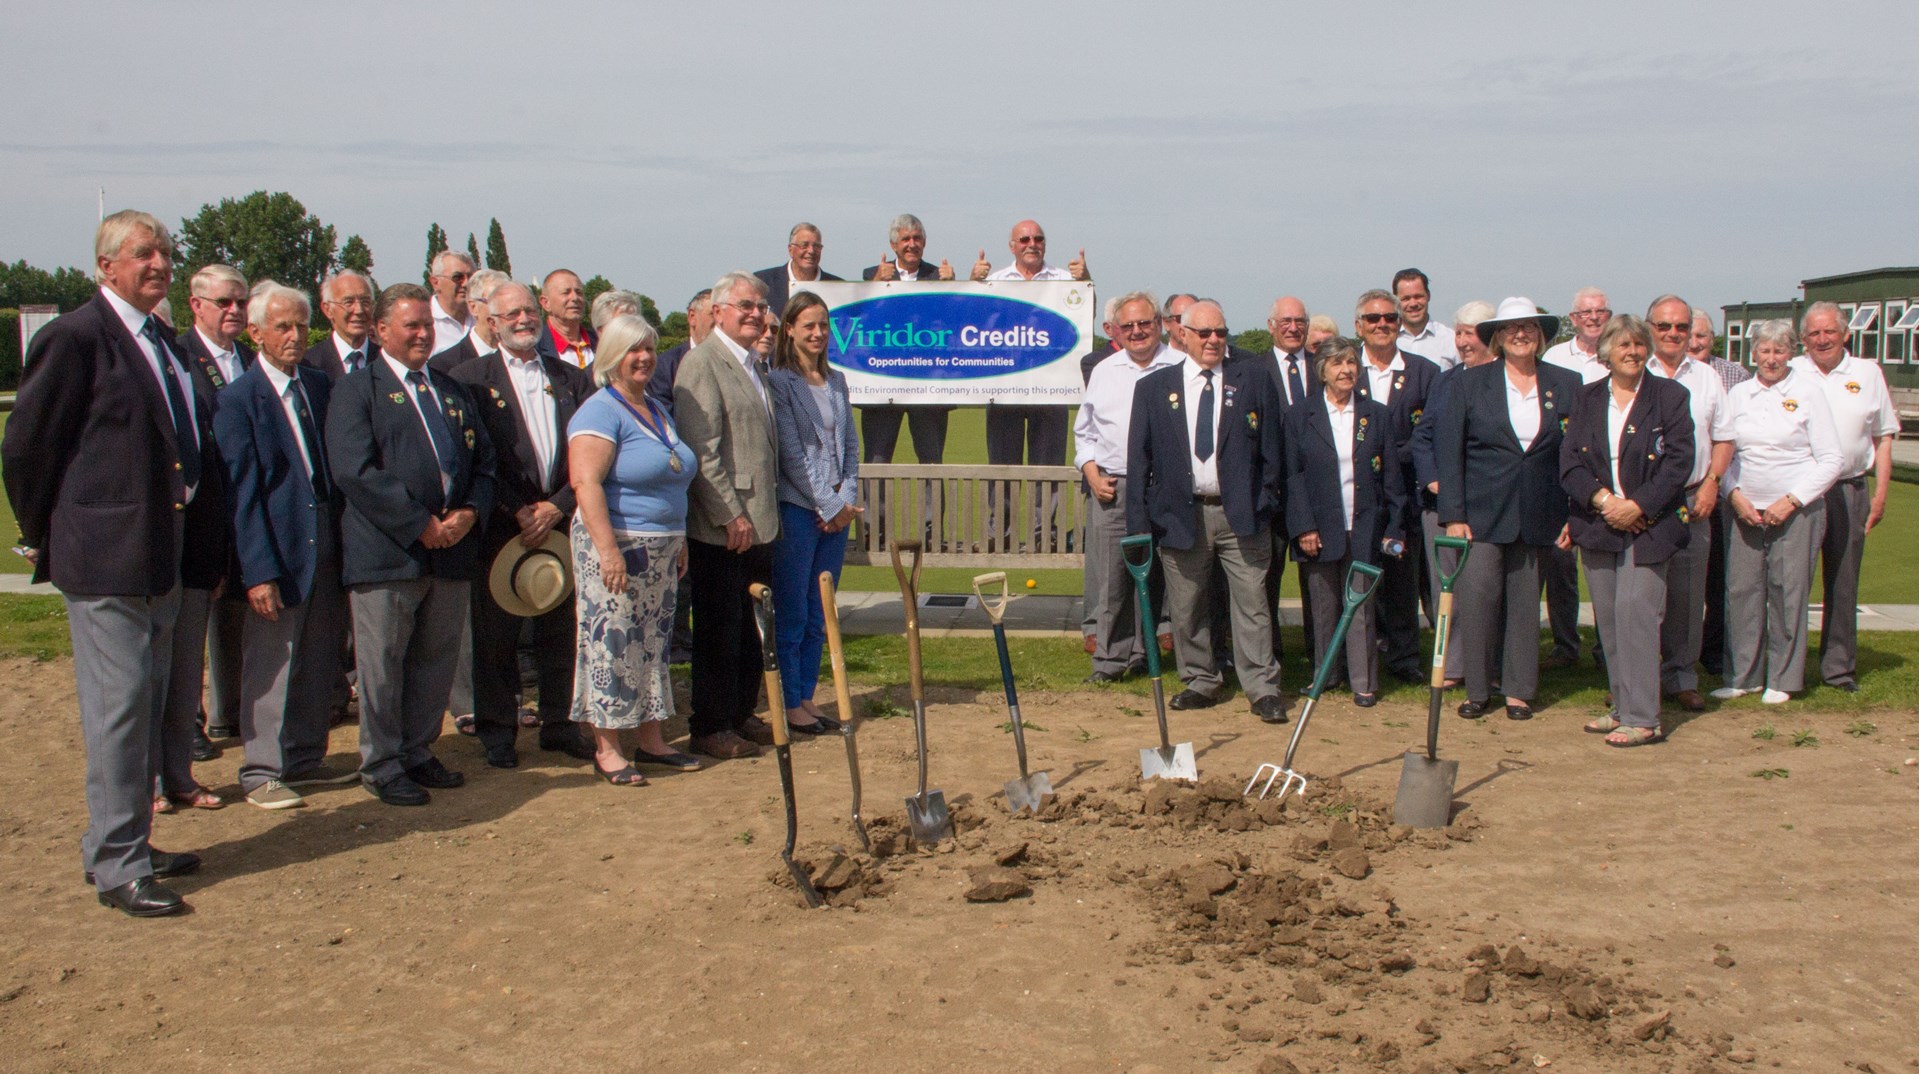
[[1647, 353, 1732, 487], [986, 263, 1073, 281], [430, 295, 474, 356], [1724, 370, 1844, 509], [1542, 337, 1609, 384], [1788, 353, 1898, 480]]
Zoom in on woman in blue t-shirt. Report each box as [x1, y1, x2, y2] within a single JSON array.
[[768, 292, 861, 735], [567, 314, 699, 785]]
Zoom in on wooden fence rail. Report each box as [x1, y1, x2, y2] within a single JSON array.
[[846, 464, 1085, 568]]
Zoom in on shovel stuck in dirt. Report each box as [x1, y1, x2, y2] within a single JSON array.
[[1121, 535, 1197, 782], [1393, 536, 1470, 828], [748, 584, 824, 908], [818, 572, 869, 851], [891, 540, 954, 845], [1247, 561, 1383, 802], [971, 571, 1053, 814]]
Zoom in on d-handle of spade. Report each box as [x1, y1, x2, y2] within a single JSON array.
[[971, 571, 1029, 777]]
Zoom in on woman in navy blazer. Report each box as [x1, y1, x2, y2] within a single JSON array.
[[1283, 339, 1407, 705], [768, 292, 861, 735], [1434, 297, 1581, 720], [1559, 316, 1695, 746]]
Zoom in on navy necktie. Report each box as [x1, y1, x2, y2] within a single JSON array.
[[344, 349, 363, 375], [289, 381, 330, 498], [1286, 354, 1306, 405], [143, 317, 201, 489], [405, 370, 458, 478], [1195, 368, 1215, 463]]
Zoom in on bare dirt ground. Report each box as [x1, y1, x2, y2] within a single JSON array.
[[0, 655, 1913, 1074]]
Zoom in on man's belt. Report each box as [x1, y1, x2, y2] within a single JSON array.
[[1194, 494, 1224, 506]]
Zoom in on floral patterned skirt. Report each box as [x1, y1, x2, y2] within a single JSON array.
[[569, 518, 681, 730]]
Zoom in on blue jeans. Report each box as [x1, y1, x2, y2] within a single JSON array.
[[771, 501, 848, 709]]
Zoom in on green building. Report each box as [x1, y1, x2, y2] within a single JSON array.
[[1722, 267, 1918, 415]]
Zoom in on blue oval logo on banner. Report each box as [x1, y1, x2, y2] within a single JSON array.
[[827, 293, 1081, 380]]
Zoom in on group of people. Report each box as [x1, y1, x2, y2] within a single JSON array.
[[2, 209, 1896, 920], [1072, 278, 1896, 750]]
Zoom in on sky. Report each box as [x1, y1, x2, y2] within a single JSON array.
[[5, 1, 1915, 330]]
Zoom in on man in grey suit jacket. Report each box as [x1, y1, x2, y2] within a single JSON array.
[[673, 272, 783, 760]]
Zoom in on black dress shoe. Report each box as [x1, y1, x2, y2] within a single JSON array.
[[1169, 689, 1220, 711], [484, 742, 520, 769], [190, 727, 218, 762], [538, 727, 596, 761], [83, 848, 201, 887], [1353, 692, 1378, 708], [1251, 695, 1290, 724], [367, 773, 430, 806], [789, 712, 842, 734], [1457, 699, 1490, 719], [1082, 669, 1124, 684], [1829, 681, 1859, 694], [98, 877, 184, 917], [406, 757, 466, 789], [1505, 703, 1534, 721]]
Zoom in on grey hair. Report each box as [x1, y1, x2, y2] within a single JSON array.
[[321, 270, 374, 303], [1453, 300, 1496, 330], [190, 263, 247, 298], [1800, 301, 1844, 335], [591, 314, 660, 388], [486, 281, 536, 312], [1308, 313, 1338, 337], [1749, 318, 1797, 353], [1645, 293, 1690, 318], [94, 210, 172, 282], [590, 289, 645, 332], [709, 271, 768, 310], [1572, 286, 1608, 307], [1691, 309, 1715, 331], [685, 289, 712, 311], [429, 250, 475, 277], [887, 214, 925, 244], [1101, 295, 1120, 325], [467, 268, 509, 307], [1356, 288, 1398, 318], [1162, 293, 1198, 321], [1112, 290, 1161, 322], [788, 221, 821, 243], [1313, 335, 1360, 380], [1597, 315, 1652, 365], [247, 281, 312, 326]]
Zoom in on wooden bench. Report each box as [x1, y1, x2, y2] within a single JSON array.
[[846, 464, 1086, 568]]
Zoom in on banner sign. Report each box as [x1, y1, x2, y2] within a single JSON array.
[[795, 280, 1095, 405]]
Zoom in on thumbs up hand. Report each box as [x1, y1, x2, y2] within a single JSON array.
[[936, 258, 955, 281], [1069, 248, 1090, 281], [970, 249, 991, 281], [873, 255, 896, 281]]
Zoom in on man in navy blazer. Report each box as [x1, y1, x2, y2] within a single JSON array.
[[213, 283, 357, 809], [1353, 289, 1441, 683], [2, 210, 225, 916], [304, 270, 380, 381], [326, 283, 495, 806], [755, 221, 843, 318], [451, 282, 596, 768], [1125, 300, 1289, 721]]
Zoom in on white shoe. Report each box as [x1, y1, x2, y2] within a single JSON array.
[[1760, 688, 1791, 705], [1709, 687, 1749, 701]]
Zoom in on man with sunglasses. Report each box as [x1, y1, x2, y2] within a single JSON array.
[[1354, 289, 1438, 683], [428, 251, 478, 356], [1391, 269, 1458, 370]]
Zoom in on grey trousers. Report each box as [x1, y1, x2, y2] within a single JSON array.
[[351, 578, 468, 785], [1542, 544, 1584, 660], [1817, 477, 1869, 687], [1301, 557, 1377, 693], [1454, 540, 1542, 703], [1161, 504, 1281, 701], [237, 552, 346, 792], [204, 594, 246, 729], [447, 617, 474, 717], [1086, 479, 1144, 675], [1585, 546, 1668, 730], [160, 586, 213, 794], [69, 587, 181, 891], [1724, 501, 1824, 693], [1659, 515, 1710, 693], [1081, 486, 1106, 640]]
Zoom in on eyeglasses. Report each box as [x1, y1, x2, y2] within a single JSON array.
[[1571, 308, 1612, 319], [789, 242, 823, 251], [327, 296, 373, 309], [1360, 312, 1400, 325], [1649, 321, 1690, 333], [435, 272, 472, 283], [1271, 317, 1307, 327], [724, 300, 770, 314], [1186, 327, 1229, 339], [197, 296, 244, 309], [494, 307, 541, 322], [1116, 318, 1158, 334], [1013, 235, 1045, 246]]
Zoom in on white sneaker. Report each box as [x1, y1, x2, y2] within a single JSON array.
[[1760, 688, 1791, 705], [1709, 687, 1749, 700]]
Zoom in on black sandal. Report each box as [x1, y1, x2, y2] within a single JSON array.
[[594, 761, 648, 787]]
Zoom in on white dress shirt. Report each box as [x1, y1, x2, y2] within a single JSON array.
[[258, 360, 320, 483], [384, 354, 453, 497], [1789, 353, 1899, 479], [333, 332, 370, 374], [1605, 380, 1639, 493], [430, 295, 474, 356], [1362, 351, 1404, 404], [1180, 356, 1226, 496], [1724, 370, 1844, 509], [1073, 345, 1181, 475], [1541, 337, 1610, 384], [1647, 354, 1732, 487], [714, 329, 770, 412], [986, 263, 1073, 281], [101, 286, 200, 499], [1270, 347, 1312, 407], [1398, 319, 1458, 370], [501, 349, 558, 487], [194, 326, 245, 384], [1325, 392, 1357, 529], [1504, 371, 1541, 451]]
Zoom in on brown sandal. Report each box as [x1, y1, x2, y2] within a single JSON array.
[[1604, 725, 1666, 748]]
